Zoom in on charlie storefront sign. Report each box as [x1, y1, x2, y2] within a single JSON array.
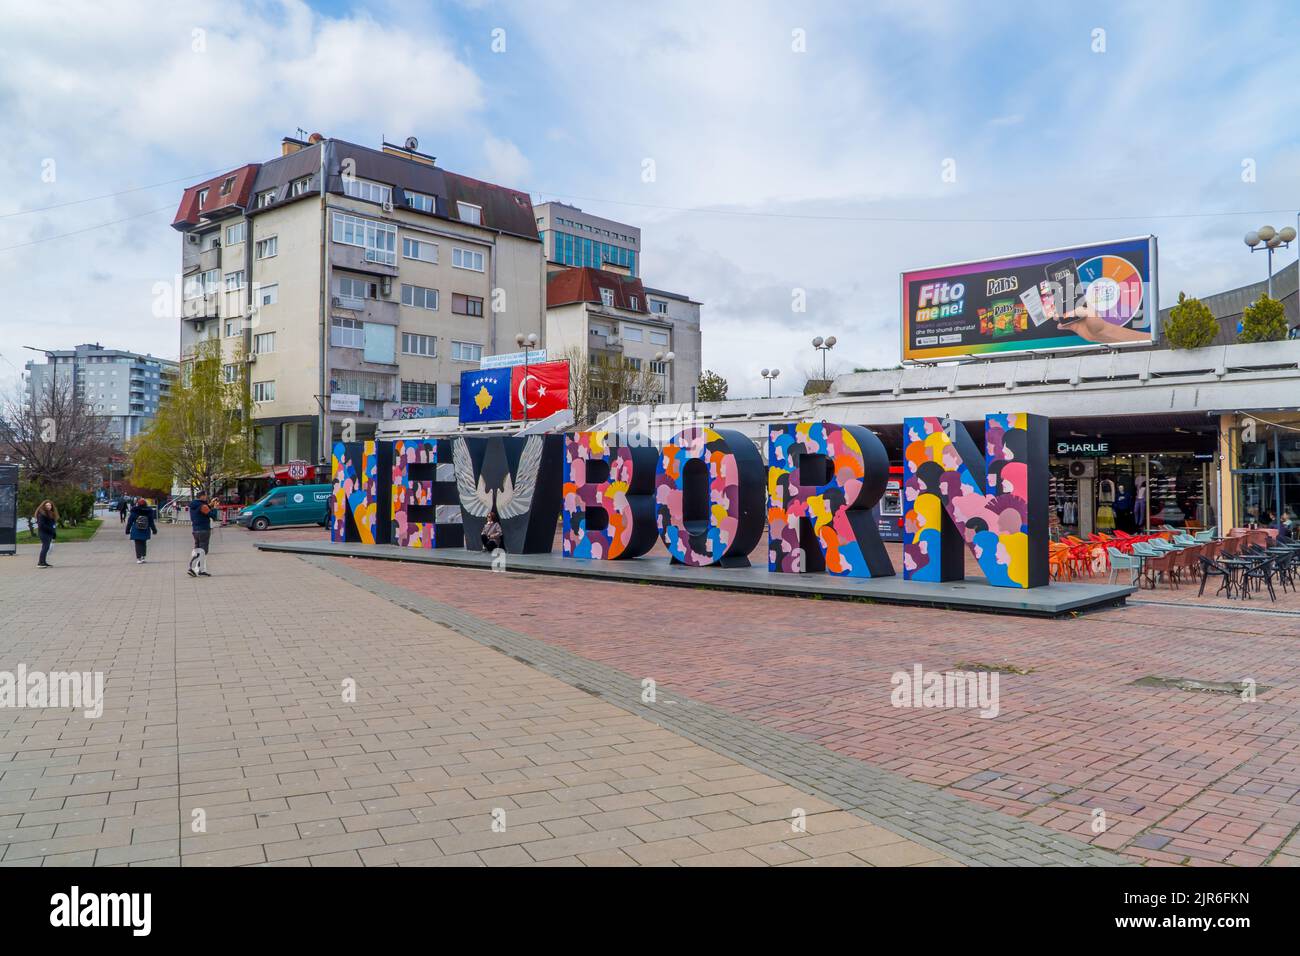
[[332, 412, 1051, 591], [1055, 440, 1109, 457]]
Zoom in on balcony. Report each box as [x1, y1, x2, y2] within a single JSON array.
[[330, 294, 398, 328], [330, 242, 398, 278], [182, 293, 220, 321], [198, 245, 222, 273]]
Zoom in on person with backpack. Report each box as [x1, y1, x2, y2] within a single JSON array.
[[34, 499, 58, 568], [126, 497, 158, 563], [187, 491, 213, 577]]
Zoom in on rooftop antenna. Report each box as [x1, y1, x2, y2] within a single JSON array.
[[296, 127, 308, 140]]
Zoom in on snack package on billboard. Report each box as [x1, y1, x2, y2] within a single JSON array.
[[978, 307, 992, 336], [1014, 302, 1028, 332], [989, 299, 1016, 338]]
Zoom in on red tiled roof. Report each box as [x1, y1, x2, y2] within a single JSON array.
[[171, 164, 260, 229], [546, 267, 648, 312]]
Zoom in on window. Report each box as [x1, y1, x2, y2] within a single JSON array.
[[252, 380, 276, 402], [225, 271, 245, 292], [450, 385, 460, 406], [256, 283, 278, 306], [254, 425, 275, 466], [651, 299, 669, 314], [401, 381, 437, 404], [202, 231, 220, 251], [290, 177, 310, 197], [452, 247, 484, 271], [226, 222, 245, 245], [649, 330, 669, 346], [256, 189, 276, 208], [629, 296, 639, 310], [225, 320, 238, 337], [197, 188, 208, 208], [254, 332, 275, 354], [622, 326, 643, 342], [599, 287, 615, 308], [219, 176, 235, 196], [332, 213, 396, 265], [222, 364, 239, 384], [364, 323, 395, 364], [650, 360, 669, 374], [451, 341, 483, 363], [331, 316, 364, 348], [452, 294, 484, 317], [333, 275, 376, 309], [405, 191, 435, 213], [401, 284, 438, 311], [330, 372, 389, 401], [456, 202, 482, 225], [255, 236, 277, 259], [402, 332, 436, 357], [403, 236, 438, 263], [200, 269, 219, 294], [342, 177, 392, 206], [627, 358, 642, 371]]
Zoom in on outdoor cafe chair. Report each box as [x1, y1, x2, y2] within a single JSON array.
[[1198, 555, 1233, 598], [1242, 557, 1278, 602], [1107, 548, 1140, 586], [1143, 549, 1177, 589]]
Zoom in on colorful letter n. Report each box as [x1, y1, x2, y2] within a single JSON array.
[[902, 413, 1048, 588]]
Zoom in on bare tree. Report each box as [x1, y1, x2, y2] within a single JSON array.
[[0, 377, 114, 488], [560, 345, 664, 428]]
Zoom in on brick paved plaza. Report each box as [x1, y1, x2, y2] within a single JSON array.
[[3, 522, 1299, 867]]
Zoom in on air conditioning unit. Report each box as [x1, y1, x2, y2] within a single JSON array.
[[246, 353, 257, 363], [332, 296, 342, 307], [1067, 458, 1097, 479], [186, 233, 200, 244], [382, 199, 394, 212]]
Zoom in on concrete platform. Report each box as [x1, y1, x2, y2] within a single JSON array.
[[257, 539, 1135, 618]]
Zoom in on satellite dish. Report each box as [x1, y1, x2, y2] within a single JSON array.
[[405, 136, 419, 152]]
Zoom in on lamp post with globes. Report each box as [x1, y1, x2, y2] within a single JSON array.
[[515, 332, 538, 427], [760, 367, 780, 398], [1244, 225, 1295, 298], [812, 335, 837, 380]]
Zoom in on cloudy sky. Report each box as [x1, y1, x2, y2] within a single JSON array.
[[2, 0, 1299, 397]]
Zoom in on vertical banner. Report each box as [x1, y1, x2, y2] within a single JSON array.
[[562, 431, 658, 560], [767, 421, 894, 578], [512, 360, 570, 421], [655, 427, 765, 567], [902, 413, 1048, 588]]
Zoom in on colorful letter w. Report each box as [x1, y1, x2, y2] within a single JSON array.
[[902, 413, 1048, 588]]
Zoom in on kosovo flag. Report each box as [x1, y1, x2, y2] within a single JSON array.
[[458, 367, 513, 423]]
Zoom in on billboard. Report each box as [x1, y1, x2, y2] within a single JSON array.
[[901, 236, 1156, 362]]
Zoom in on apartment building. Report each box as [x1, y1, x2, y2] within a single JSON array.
[[24, 343, 176, 444], [535, 201, 640, 277], [173, 134, 545, 470], [545, 267, 699, 413]]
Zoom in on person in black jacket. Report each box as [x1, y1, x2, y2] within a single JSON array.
[[117, 498, 128, 523], [126, 498, 158, 563], [34, 500, 58, 568]]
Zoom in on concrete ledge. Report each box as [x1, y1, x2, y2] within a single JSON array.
[[257, 538, 1135, 618]]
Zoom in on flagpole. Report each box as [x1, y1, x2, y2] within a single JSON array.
[[515, 332, 538, 429]]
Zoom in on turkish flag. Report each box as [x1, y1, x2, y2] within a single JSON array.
[[511, 360, 569, 421]]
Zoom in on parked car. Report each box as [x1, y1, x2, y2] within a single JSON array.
[[234, 484, 332, 531]]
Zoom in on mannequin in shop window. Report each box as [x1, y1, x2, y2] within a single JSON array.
[[1096, 477, 1116, 532], [1133, 477, 1147, 531], [1114, 483, 1132, 532]]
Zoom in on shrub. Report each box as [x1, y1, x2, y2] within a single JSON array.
[[1240, 294, 1288, 344], [1163, 292, 1218, 349]]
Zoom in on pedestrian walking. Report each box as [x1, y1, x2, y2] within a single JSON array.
[[187, 491, 213, 577], [34, 499, 58, 568], [126, 497, 158, 563], [117, 498, 128, 523]]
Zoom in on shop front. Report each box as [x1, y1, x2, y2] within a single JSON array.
[[1225, 412, 1300, 536]]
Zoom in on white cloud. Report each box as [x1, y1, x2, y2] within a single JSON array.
[[481, 136, 530, 186]]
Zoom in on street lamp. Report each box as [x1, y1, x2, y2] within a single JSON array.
[[515, 332, 539, 427], [760, 367, 781, 398], [22, 345, 57, 412], [649, 351, 674, 437], [812, 335, 837, 380], [1244, 225, 1295, 298]]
